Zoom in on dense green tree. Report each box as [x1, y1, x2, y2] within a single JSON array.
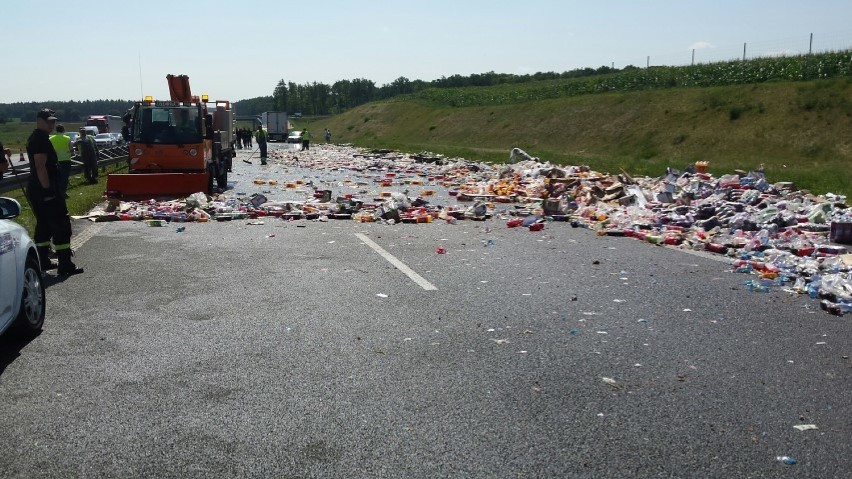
[[273, 79, 288, 111]]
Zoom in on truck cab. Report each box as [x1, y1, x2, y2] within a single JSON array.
[[105, 74, 235, 199]]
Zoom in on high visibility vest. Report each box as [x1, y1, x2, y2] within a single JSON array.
[[49, 133, 72, 162]]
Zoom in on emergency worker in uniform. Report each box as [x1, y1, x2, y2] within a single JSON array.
[[255, 124, 268, 165], [49, 124, 73, 198], [301, 129, 312, 151], [75, 128, 99, 184], [27, 109, 84, 276]]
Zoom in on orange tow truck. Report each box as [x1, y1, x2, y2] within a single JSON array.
[[105, 74, 235, 199]]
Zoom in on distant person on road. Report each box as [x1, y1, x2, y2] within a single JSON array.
[[0, 141, 10, 179], [27, 108, 83, 276], [75, 127, 99, 184], [49, 124, 73, 198], [244, 128, 253, 149], [325, 128, 331, 143], [301, 129, 312, 151], [255, 124, 268, 165], [234, 128, 242, 149]]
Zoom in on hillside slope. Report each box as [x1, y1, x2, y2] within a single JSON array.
[[306, 78, 852, 196]]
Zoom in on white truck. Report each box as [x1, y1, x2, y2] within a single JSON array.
[[260, 111, 288, 142]]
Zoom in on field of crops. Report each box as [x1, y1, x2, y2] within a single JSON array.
[[413, 50, 852, 107]]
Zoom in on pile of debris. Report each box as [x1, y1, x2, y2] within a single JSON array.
[[80, 145, 851, 315]]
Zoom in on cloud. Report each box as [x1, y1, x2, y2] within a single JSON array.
[[689, 41, 716, 50]]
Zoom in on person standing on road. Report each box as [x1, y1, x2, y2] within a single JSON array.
[[244, 128, 253, 149], [49, 124, 73, 198], [255, 124, 268, 165], [0, 141, 10, 179], [301, 129, 312, 151], [27, 109, 83, 276], [75, 127, 99, 184], [325, 128, 331, 143]]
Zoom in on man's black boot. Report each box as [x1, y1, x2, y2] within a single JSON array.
[[57, 249, 84, 277], [37, 246, 58, 271]]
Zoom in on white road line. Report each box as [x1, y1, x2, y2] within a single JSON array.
[[71, 223, 103, 251], [355, 233, 438, 291]]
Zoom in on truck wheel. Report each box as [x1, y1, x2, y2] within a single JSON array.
[[216, 165, 228, 189], [13, 255, 45, 336], [207, 164, 215, 193]]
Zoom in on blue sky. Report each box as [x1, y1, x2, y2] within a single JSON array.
[[2, 0, 850, 103]]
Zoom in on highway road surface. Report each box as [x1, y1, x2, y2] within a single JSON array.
[[1, 144, 849, 478]]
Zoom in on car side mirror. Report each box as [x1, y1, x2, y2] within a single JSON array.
[[0, 197, 22, 220]]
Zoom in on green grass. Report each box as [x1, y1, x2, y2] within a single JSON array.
[[0, 121, 85, 151]]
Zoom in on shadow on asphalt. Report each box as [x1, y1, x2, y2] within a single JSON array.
[[0, 329, 40, 378]]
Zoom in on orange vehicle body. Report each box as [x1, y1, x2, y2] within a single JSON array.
[[105, 74, 234, 199]]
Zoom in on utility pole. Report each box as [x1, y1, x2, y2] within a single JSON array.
[[647, 56, 650, 68], [692, 49, 695, 66], [743, 43, 747, 61], [809, 33, 813, 54]]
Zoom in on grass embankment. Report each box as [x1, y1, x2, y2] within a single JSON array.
[[301, 78, 852, 198]]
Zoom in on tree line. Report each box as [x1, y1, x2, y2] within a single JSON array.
[[0, 99, 133, 124], [0, 66, 643, 121], [236, 66, 625, 116], [0, 64, 680, 121]]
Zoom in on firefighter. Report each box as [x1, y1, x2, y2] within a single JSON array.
[[75, 128, 99, 184], [49, 124, 73, 198], [26, 108, 83, 276]]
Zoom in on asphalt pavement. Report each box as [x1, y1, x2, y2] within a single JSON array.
[[0, 144, 849, 478]]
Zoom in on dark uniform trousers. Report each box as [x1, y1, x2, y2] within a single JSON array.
[[28, 186, 72, 252]]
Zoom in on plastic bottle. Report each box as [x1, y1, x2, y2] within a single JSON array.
[[807, 275, 822, 299], [746, 279, 770, 293], [775, 456, 796, 465]]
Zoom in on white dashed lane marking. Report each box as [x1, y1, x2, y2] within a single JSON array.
[[355, 233, 437, 291]]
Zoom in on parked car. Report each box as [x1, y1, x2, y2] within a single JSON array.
[[94, 133, 115, 148], [109, 132, 124, 146], [0, 197, 46, 338], [286, 130, 303, 143]]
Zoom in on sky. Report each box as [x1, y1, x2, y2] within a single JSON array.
[[2, 0, 850, 104]]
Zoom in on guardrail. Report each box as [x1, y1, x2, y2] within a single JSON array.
[[0, 145, 129, 195]]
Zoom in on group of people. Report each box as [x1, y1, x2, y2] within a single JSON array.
[[245, 125, 316, 165], [234, 128, 254, 149], [50, 125, 100, 190]]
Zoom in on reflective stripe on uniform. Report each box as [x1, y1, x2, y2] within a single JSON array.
[[54, 243, 71, 251]]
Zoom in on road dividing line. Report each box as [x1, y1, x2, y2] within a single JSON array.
[[355, 233, 438, 291], [71, 223, 103, 251]]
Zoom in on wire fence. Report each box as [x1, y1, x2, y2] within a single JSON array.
[[609, 30, 852, 69]]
